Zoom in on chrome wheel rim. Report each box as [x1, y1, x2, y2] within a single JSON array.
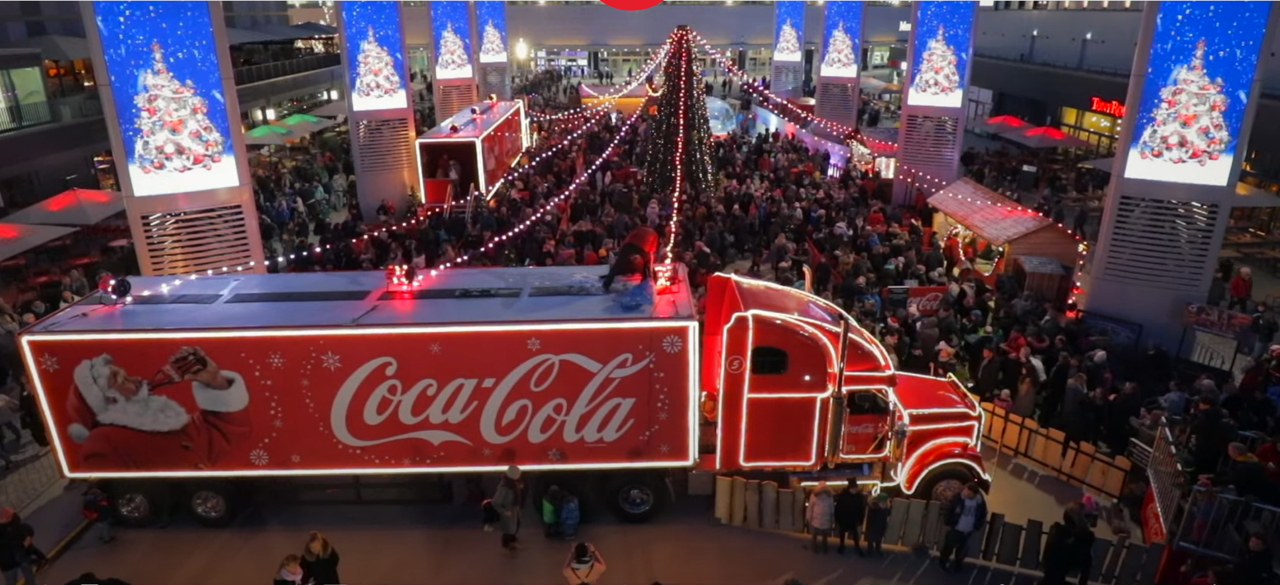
[[117, 493, 151, 520], [618, 484, 654, 515], [191, 490, 227, 519], [932, 479, 966, 502]]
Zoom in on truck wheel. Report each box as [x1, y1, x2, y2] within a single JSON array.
[[915, 467, 976, 503], [607, 475, 664, 523], [110, 483, 161, 527], [187, 483, 237, 527]]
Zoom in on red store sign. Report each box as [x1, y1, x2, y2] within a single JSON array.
[[1090, 96, 1126, 118]]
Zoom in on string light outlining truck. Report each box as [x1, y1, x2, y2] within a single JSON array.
[[18, 265, 986, 527]]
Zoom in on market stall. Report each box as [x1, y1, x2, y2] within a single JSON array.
[[928, 178, 1078, 284]]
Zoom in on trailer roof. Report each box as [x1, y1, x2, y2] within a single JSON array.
[[25, 265, 696, 334]]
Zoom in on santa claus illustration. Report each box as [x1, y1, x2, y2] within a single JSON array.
[[65, 346, 251, 471]]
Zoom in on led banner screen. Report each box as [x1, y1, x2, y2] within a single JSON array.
[[340, 1, 408, 112], [432, 1, 475, 81], [821, 1, 864, 79], [476, 1, 509, 65], [1123, 1, 1272, 187], [905, 1, 977, 109], [773, 1, 806, 64], [92, 1, 239, 197], [482, 113, 524, 194]]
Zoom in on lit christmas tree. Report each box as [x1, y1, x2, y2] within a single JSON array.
[[643, 26, 715, 256], [910, 25, 961, 99], [353, 26, 405, 103], [436, 22, 473, 78], [1135, 39, 1230, 167], [774, 19, 802, 62], [821, 20, 857, 77], [479, 20, 507, 63], [132, 42, 227, 176]]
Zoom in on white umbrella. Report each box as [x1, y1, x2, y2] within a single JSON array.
[[0, 223, 78, 262], [999, 125, 1093, 149], [3, 188, 124, 226], [859, 77, 887, 92]]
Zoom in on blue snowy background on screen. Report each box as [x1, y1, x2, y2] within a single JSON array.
[[340, 1, 406, 94], [911, 1, 977, 94], [1128, 1, 1272, 156], [92, 1, 232, 167], [773, 1, 806, 62], [476, 1, 509, 64], [821, 1, 864, 77], [431, 1, 474, 73]]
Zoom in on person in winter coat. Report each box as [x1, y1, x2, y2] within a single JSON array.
[[559, 493, 581, 540], [1040, 502, 1095, 585], [974, 346, 1003, 400], [493, 465, 525, 552], [864, 493, 890, 557], [939, 482, 988, 573], [82, 487, 114, 544], [542, 485, 564, 537], [0, 506, 39, 585], [274, 554, 306, 585], [64, 573, 131, 585], [300, 531, 339, 585], [806, 482, 836, 554], [562, 542, 606, 585], [1229, 267, 1253, 312], [834, 483, 868, 556]]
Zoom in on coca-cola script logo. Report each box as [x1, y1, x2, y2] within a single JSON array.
[[846, 423, 884, 435], [909, 292, 944, 314], [331, 353, 652, 448]]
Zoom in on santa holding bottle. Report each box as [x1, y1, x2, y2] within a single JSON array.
[[65, 346, 251, 471]]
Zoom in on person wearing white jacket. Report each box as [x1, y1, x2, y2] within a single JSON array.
[[806, 482, 837, 554]]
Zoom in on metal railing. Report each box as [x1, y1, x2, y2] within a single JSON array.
[[974, 52, 1280, 97], [1147, 425, 1185, 544], [0, 97, 103, 136], [1174, 485, 1280, 563], [233, 53, 341, 86]]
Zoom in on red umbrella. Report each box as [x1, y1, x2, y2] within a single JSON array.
[[974, 115, 1030, 134], [998, 125, 1092, 149]]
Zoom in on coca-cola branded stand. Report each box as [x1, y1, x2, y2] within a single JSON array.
[[20, 265, 987, 527], [927, 179, 1078, 286]]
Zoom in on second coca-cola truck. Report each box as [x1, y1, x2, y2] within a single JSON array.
[[18, 265, 986, 526]]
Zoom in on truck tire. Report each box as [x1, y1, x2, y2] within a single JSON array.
[[187, 482, 237, 527], [109, 482, 163, 527], [606, 475, 665, 523], [914, 467, 977, 503]]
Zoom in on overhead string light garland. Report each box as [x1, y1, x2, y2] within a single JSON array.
[[530, 46, 668, 122], [434, 106, 648, 274], [487, 98, 620, 199]]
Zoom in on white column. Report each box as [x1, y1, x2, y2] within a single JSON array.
[[770, 1, 807, 96], [815, 1, 865, 131], [475, 1, 512, 101], [1086, 2, 1280, 347], [431, 1, 480, 123], [82, 0, 264, 276]]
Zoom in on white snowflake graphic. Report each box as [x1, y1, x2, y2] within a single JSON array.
[[37, 354, 59, 373], [429, 343, 442, 354], [661, 335, 684, 354], [402, 458, 413, 465], [273, 418, 284, 428], [527, 338, 541, 351], [290, 454, 301, 463], [658, 410, 669, 421], [659, 444, 671, 454], [301, 378, 310, 388], [481, 447, 493, 457], [548, 448, 564, 461], [320, 351, 342, 372], [249, 449, 270, 466], [267, 352, 285, 368]]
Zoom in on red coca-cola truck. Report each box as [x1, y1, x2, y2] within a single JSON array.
[[18, 265, 986, 526]]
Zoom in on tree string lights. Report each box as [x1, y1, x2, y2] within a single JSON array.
[[434, 107, 648, 274], [645, 27, 715, 261]]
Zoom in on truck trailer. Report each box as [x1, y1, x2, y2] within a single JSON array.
[[18, 264, 987, 526]]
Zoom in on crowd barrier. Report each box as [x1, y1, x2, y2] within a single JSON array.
[[980, 402, 1135, 499], [712, 477, 1165, 585]]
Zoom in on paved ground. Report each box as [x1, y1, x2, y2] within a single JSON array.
[[41, 497, 1038, 585]]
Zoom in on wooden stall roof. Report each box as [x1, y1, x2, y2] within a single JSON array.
[[928, 179, 1054, 246]]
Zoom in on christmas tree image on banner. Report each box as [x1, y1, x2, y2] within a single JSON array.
[[436, 22, 474, 80], [478, 20, 507, 64], [821, 21, 858, 78], [129, 41, 238, 196], [908, 25, 962, 107], [1127, 39, 1235, 184], [352, 25, 407, 111], [774, 20, 802, 63]]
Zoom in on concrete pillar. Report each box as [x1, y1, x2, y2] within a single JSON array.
[[892, 1, 979, 205], [815, 1, 864, 131], [1086, 2, 1279, 347], [338, 1, 418, 222], [475, 1, 512, 101], [770, 1, 807, 96], [83, 1, 265, 276]]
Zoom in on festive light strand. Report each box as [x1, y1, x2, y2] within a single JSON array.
[[530, 46, 667, 122], [663, 28, 692, 261], [487, 101, 618, 199], [434, 106, 648, 273]]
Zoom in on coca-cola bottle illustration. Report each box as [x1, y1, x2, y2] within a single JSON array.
[[149, 350, 207, 391]]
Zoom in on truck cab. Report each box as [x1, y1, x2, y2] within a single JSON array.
[[700, 273, 987, 500]]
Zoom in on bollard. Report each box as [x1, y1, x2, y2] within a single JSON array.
[[731, 476, 748, 526], [761, 481, 779, 530], [778, 488, 795, 532], [714, 475, 733, 524], [745, 480, 761, 529]]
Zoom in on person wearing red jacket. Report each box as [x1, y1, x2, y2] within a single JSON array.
[[1229, 267, 1253, 312]]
